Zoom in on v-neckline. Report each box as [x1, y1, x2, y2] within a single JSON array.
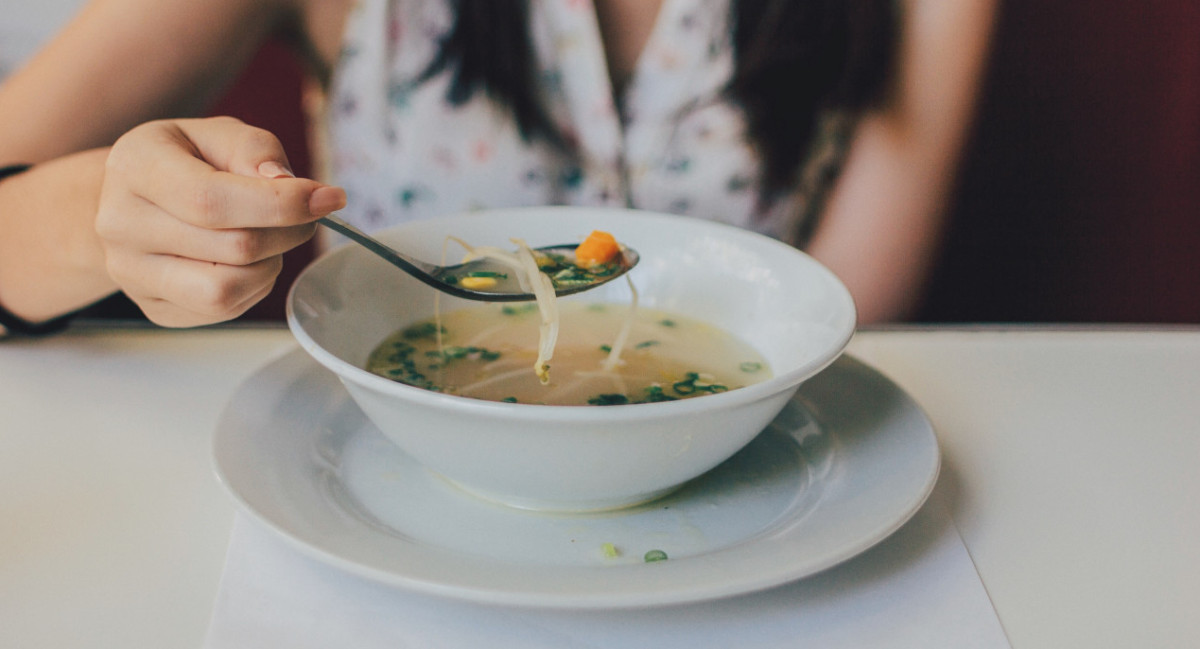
[[580, 0, 675, 118], [592, 0, 668, 100], [532, 0, 717, 171]]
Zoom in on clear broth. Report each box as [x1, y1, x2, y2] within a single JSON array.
[[366, 302, 772, 406]]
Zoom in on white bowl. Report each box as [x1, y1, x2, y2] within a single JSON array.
[[287, 207, 856, 511]]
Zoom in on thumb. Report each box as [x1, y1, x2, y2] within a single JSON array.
[[253, 157, 347, 218]]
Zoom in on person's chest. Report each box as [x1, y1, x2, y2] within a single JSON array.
[[325, 0, 812, 245]]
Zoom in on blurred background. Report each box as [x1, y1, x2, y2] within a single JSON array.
[[4, 1, 1198, 324], [917, 0, 1200, 324]]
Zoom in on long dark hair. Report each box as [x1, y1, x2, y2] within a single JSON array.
[[421, 0, 896, 197]]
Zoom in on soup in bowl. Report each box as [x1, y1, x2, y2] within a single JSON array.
[[287, 207, 856, 511]]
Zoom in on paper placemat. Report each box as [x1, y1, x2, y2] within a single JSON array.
[[203, 484, 1009, 649]]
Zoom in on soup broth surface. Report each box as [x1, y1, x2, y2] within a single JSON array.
[[366, 302, 771, 406]]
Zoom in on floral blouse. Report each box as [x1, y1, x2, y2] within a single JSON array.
[[327, 0, 852, 246]]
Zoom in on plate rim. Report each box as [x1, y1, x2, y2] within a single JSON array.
[[212, 348, 940, 609]]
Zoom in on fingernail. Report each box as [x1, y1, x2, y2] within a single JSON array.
[[309, 186, 347, 216], [258, 160, 295, 179]]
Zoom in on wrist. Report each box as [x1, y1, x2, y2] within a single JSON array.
[[0, 155, 118, 334], [0, 164, 74, 335]]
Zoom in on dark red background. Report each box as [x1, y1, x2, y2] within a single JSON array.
[[918, 1, 1200, 323], [172, 1, 1200, 324]]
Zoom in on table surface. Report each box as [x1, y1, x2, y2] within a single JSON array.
[[2, 325, 1198, 648]]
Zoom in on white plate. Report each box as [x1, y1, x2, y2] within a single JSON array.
[[213, 349, 940, 609]]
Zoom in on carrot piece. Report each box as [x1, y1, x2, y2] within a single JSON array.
[[574, 230, 621, 267]]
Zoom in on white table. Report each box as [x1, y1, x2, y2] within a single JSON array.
[[2, 325, 1197, 648]]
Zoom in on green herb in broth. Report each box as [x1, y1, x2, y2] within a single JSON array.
[[365, 302, 771, 406], [641, 385, 678, 403], [671, 372, 729, 395], [587, 394, 630, 406], [376, 341, 439, 392], [501, 303, 538, 316], [402, 322, 445, 341], [426, 346, 502, 363]]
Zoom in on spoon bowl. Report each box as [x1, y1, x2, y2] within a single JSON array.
[[318, 215, 639, 302]]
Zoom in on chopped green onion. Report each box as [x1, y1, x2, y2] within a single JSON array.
[[542, 260, 620, 289], [587, 393, 630, 406], [401, 322, 445, 340], [739, 362, 763, 373], [643, 549, 668, 563], [501, 304, 537, 316], [640, 385, 677, 403], [602, 542, 619, 558], [673, 372, 699, 394], [672, 372, 728, 395], [427, 346, 501, 362]]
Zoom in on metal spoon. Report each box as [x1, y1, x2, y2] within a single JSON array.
[[318, 215, 639, 302]]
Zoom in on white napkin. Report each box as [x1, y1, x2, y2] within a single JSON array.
[[203, 484, 1010, 649]]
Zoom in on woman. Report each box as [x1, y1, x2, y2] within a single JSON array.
[[0, 0, 995, 332]]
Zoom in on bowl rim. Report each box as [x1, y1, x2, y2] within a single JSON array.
[[286, 207, 856, 421]]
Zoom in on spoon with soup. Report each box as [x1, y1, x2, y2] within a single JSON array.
[[318, 215, 639, 302]]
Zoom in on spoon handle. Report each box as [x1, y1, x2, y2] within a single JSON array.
[[315, 215, 637, 302], [317, 215, 543, 301], [317, 215, 439, 278]]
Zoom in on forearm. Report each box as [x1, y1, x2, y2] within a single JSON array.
[[0, 0, 291, 164], [0, 149, 117, 322], [806, 118, 955, 325], [805, 0, 996, 325]]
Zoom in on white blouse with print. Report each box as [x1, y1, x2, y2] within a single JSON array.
[[327, 0, 851, 246]]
